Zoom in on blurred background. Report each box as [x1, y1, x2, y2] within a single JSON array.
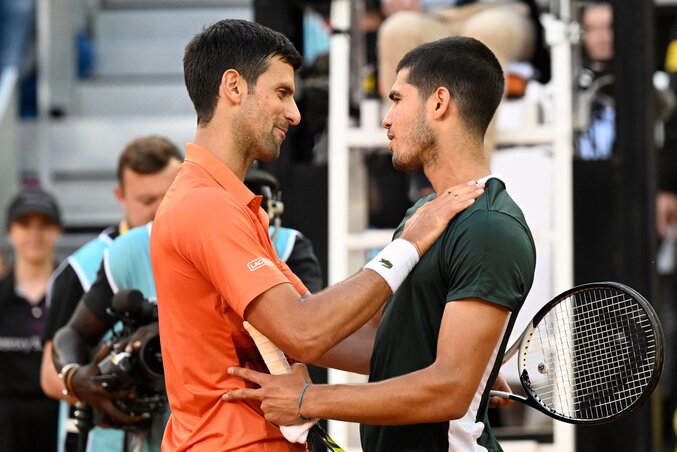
[[1, 0, 676, 450]]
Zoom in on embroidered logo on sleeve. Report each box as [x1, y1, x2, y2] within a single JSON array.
[[248, 257, 275, 271]]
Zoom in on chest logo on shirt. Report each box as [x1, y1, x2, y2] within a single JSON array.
[[248, 257, 275, 272]]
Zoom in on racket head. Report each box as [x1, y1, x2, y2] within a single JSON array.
[[517, 281, 664, 424]]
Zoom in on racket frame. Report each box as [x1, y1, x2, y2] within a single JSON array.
[[498, 281, 664, 425]]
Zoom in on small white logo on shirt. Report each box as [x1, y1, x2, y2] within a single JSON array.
[[248, 257, 274, 271]]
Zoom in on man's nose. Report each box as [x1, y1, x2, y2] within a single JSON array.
[[382, 114, 392, 129], [287, 100, 301, 126]]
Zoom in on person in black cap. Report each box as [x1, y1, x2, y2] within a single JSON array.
[[0, 186, 62, 452]]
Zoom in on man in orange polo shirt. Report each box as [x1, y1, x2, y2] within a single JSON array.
[[150, 19, 484, 451]]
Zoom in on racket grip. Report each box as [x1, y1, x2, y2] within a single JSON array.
[[243, 321, 292, 375], [242, 321, 316, 444], [489, 390, 527, 403]]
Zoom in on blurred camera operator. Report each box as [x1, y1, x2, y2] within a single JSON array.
[[52, 222, 168, 451], [42, 136, 182, 451]]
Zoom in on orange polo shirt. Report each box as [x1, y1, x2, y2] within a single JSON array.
[[150, 144, 307, 451]]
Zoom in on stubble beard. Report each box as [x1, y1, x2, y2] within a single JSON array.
[[233, 109, 281, 163], [392, 113, 438, 173]]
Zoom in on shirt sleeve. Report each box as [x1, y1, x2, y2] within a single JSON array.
[[82, 264, 116, 327], [444, 210, 536, 312], [42, 264, 84, 342]]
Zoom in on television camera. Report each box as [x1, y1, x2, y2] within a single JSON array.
[[92, 289, 165, 429]]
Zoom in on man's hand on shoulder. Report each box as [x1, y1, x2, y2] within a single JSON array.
[[400, 180, 484, 255]]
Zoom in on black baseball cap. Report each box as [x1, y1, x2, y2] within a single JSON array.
[[6, 187, 62, 229]]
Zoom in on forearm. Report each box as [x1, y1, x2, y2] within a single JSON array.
[[311, 322, 376, 374], [248, 270, 391, 363], [300, 366, 470, 425], [40, 341, 78, 403], [52, 326, 93, 371]]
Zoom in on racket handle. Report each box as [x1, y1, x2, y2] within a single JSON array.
[[243, 321, 292, 375], [242, 321, 315, 444], [489, 390, 528, 404]]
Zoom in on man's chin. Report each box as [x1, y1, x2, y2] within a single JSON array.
[[392, 156, 420, 173], [257, 148, 280, 163]]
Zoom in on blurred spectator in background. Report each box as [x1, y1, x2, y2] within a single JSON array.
[[0, 186, 62, 452], [658, 25, 677, 242], [580, 0, 613, 77], [40, 136, 182, 452], [576, 1, 615, 160], [656, 17, 677, 452], [577, 1, 673, 160]]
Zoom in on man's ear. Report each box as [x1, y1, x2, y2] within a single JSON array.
[[220, 69, 246, 104], [431, 87, 451, 119], [113, 185, 124, 203]]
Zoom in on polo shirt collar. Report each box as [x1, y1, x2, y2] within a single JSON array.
[[185, 143, 262, 212]]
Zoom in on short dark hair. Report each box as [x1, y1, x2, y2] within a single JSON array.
[[183, 19, 303, 125], [396, 36, 504, 137], [116, 136, 183, 185]]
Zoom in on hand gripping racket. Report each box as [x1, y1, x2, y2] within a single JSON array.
[[243, 321, 345, 451], [490, 282, 664, 424]]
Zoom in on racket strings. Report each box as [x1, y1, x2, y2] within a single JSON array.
[[547, 293, 654, 417], [521, 288, 658, 421]]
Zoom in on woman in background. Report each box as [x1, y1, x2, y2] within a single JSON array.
[[0, 187, 62, 452]]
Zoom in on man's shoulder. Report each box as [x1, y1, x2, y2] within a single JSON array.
[[49, 259, 79, 285], [60, 225, 117, 289], [70, 226, 118, 262], [107, 224, 152, 271], [111, 223, 151, 249], [162, 181, 241, 221], [462, 179, 530, 228], [454, 205, 534, 250]]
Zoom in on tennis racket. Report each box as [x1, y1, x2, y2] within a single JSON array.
[[490, 282, 664, 424], [243, 321, 345, 452]]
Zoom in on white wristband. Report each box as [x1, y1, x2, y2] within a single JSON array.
[[363, 238, 420, 293]]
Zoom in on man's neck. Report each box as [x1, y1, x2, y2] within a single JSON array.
[[425, 140, 490, 193], [194, 126, 252, 180]]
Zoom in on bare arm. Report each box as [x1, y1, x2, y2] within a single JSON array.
[[246, 182, 483, 363], [52, 301, 110, 371], [41, 340, 77, 403], [310, 316, 379, 375], [227, 298, 510, 425], [53, 301, 141, 425]]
